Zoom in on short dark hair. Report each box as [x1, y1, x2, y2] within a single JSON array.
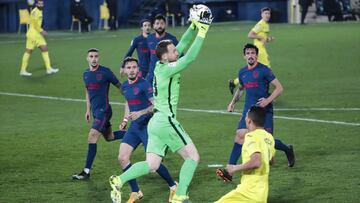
[[247, 106, 266, 127], [153, 14, 166, 23], [156, 40, 173, 59], [140, 19, 151, 27], [87, 48, 99, 53], [261, 7, 271, 13], [122, 57, 139, 68], [243, 43, 259, 55]]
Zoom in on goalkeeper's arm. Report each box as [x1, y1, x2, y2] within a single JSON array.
[[164, 31, 206, 77], [176, 23, 197, 55]]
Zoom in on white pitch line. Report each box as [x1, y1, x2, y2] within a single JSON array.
[[0, 26, 242, 45], [1, 92, 359, 127], [274, 108, 360, 111]]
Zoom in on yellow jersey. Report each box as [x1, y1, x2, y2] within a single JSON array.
[[27, 7, 43, 38], [251, 19, 270, 50], [239, 129, 275, 203]]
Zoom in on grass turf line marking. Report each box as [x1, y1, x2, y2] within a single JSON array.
[[1, 91, 359, 127]]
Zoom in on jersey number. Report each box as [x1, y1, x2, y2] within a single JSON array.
[[154, 76, 158, 96]]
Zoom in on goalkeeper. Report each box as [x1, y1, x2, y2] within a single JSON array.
[[109, 6, 212, 203]]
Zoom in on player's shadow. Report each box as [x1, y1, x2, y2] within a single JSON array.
[[23, 64, 59, 79]]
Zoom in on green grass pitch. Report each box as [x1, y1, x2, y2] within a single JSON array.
[[0, 21, 359, 202]]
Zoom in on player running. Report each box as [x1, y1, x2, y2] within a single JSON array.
[[72, 48, 125, 180], [123, 19, 151, 78], [117, 57, 177, 202], [216, 44, 295, 182], [109, 7, 213, 203]]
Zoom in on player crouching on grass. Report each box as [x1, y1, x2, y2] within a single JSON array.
[[215, 106, 275, 203]]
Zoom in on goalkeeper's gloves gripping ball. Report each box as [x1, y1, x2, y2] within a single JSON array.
[[189, 4, 213, 38], [194, 21, 210, 38]]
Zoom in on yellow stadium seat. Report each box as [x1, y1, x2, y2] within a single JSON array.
[[18, 9, 30, 34], [70, 16, 91, 33]]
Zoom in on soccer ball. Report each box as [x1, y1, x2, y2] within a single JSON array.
[[190, 4, 213, 24]]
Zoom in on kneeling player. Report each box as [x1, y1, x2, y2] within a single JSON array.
[[215, 106, 275, 203]]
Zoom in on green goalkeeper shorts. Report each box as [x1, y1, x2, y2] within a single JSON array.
[[147, 112, 193, 156]]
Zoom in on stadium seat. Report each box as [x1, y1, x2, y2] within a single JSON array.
[[18, 9, 30, 34], [99, 3, 110, 30], [350, 0, 360, 18], [165, 0, 184, 27], [70, 16, 91, 33]]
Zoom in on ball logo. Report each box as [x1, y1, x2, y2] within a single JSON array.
[[253, 71, 259, 78], [96, 74, 103, 81]]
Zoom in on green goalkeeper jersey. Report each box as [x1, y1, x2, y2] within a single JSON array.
[[153, 26, 204, 118]]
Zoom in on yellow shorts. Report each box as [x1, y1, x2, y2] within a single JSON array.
[[26, 35, 47, 50], [214, 188, 260, 203], [258, 47, 270, 68]]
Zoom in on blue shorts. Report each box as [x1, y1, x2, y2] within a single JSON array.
[[92, 111, 112, 134], [122, 121, 148, 150], [237, 109, 274, 134]]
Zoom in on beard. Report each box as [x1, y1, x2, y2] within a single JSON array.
[[155, 28, 165, 35], [247, 58, 255, 66], [128, 76, 136, 81], [128, 74, 138, 80]]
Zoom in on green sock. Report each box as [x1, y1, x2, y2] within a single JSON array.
[[119, 161, 150, 186], [176, 159, 198, 196]]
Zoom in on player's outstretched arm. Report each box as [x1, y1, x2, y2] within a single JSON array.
[[163, 35, 204, 77], [176, 23, 197, 55], [226, 152, 262, 175], [162, 21, 211, 77]]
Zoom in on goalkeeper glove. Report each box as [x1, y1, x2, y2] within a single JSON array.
[[192, 20, 210, 38]]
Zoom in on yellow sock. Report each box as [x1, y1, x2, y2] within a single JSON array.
[[20, 52, 31, 72], [234, 78, 239, 86], [41, 51, 51, 70]]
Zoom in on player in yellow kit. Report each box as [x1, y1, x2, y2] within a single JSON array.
[[215, 106, 275, 203], [228, 7, 275, 94], [19, 0, 58, 76]]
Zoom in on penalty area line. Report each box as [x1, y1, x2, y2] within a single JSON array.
[[0, 91, 359, 127]]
